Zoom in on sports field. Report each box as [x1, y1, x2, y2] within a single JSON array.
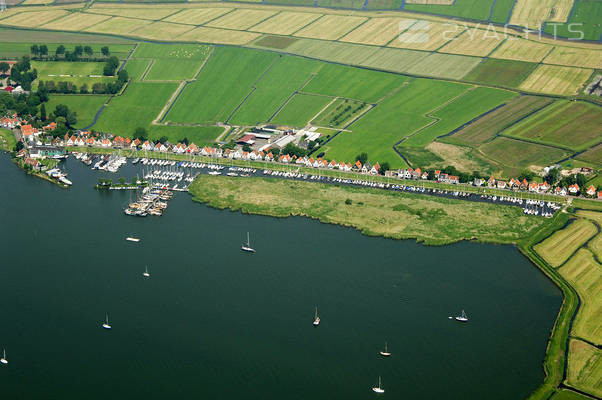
[[534, 219, 598, 267], [463, 58, 536, 87], [519, 65, 593, 96], [566, 340, 602, 398], [32, 61, 115, 88], [270, 93, 333, 127], [501, 101, 602, 151], [45, 94, 109, 129]]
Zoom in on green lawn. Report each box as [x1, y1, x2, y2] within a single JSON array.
[[46, 94, 109, 129], [124, 58, 151, 81], [92, 82, 178, 136], [32, 60, 115, 89], [311, 98, 368, 128], [0, 128, 16, 151], [165, 47, 278, 124], [229, 55, 321, 126], [464, 58, 537, 88], [147, 125, 223, 145], [270, 93, 333, 127], [544, 0, 602, 41], [145, 59, 205, 81]]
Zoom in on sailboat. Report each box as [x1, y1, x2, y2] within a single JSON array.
[[102, 314, 112, 329], [126, 236, 140, 242], [241, 232, 255, 253], [379, 342, 391, 357], [0, 349, 7, 364], [372, 376, 385, 393], [143, 266, 150, 277], [313, 306, 320, 326], [455, 310, 469, 322]]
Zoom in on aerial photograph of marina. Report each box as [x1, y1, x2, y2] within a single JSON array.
[[0, 0, 601, 398]]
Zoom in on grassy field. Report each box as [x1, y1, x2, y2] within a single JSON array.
[[404, 0, 500, 21], [519, 65, 594, 96], [32, 61, 114, 88], [46, 94, 109, 129], [463, 58, 537, 87], [163, 8, 233, 25], [41, 12, 113, 32], [294, 15, 367, 41], [577, 144, 602, 165], [205, 9, 277, 30], [0, 128, 17, 151], [124, 58, 151, 81], [501, 101, 602, 151], [549, 389, 598, 400], [131, 43, 212, 81], [544, 47, 602, 70], [509, 0, 574, 28], [166, 47, 277, 124], [389, 21, 464, 52], [559, 248, 602, 345], [402, 142, 494, 174], [534, 218, 598, 267], [92, 82, 178, 135], [404, 53, 482, 80], [566, 339, 602, 398], [339, 17, 404, 46], [285, 39, 380, 65], [311, 98, 367, 128], [543, 0, 602, 41], [439, 29, 506, 57], [444, 96, 555, 146], [86, 7, 178, 20], [188, 174, 547, 245], [491, 38, 553, 63], [177, 26, 260, 45], [0, 9, 69, 28], [358, 47, 430, 75], [147, 125, 223, 144], [479, 137, 572, 176], [84, 16, 153, 35], [270, 93, 332, 127], [126, 21, 194, 41], [249, 11, 321, 35], [229, 55, 321, 125]]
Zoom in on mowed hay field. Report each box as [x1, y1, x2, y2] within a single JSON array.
[[463, 58, 536, 87], [405, 53, 482, 80], [84, 17, 153, 35], [286, 39, 380, 65], [390, 21, 463, 51], [479, 137, 571, 175], [501, 101, 602, 151], [543, 47, 602, 70], [566, 340, 602, 398], [358, 47, 428, 74], [439, 29, 506, 57], [205, 9, 277, 30], [178, 27, 260, 45], [294, 15, 367, 40], [131, 22, 195, 41], [577, 144, 602, 165], [445, 96, 554, 146], [519, 65, 593, 95], [86, 7, 178, 20], [0, 9, 69, 27], [509, 0, 574, 27], [534, 219, 598, 267], [249, 11, 321, 35], [163, 8, 233, 25], [491, 38, 553, 63], [340, 17, 403, 46], [41, 12, 112, 32], [559, 249, 602, 345]]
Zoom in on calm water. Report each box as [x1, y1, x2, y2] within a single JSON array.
[[0, 154, 561, 399]]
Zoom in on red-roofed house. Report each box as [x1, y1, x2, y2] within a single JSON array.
[[568, 184, 580, 195], [586, 185, 597, 196]]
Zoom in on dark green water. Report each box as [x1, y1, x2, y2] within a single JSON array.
[[0, 155, 562, 399]]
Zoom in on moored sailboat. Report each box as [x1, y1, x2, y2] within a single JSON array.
[[102, 314, 112, 329], [0, 349, 7, 364], [372, 376, 384, 393], [379, 342, 391, 357], [143, 266, 150, 277], [455, 309, 469, 322], [241, 232, 255, 253], [313, 306, 320, 326]]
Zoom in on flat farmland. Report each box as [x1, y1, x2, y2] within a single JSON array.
[[41, 12, 112, 32], [566, 340, 602, 398], [124, 58, 151, 81], [544, 0, 602, 41], [146, 59, 204, 81], [479, 137, 572, 173], [303, 62, 408, 103], [317, 0, 365, 8], [577, 144, 602, 165], [463, 58, 536, 87], [249, 11, 321, 35], [177, 27, 260, 45], [366, 0, 403, 9], [205, 9, 277, 30], [405, 53, 481, 80], [502, 101, 602, 151], [45, 94, 109, 129], [439, 29, 506, 57], [147, 125, 223, 145], [84, 17, 153, 35], [389, 21, 463, 51], [445, 96, 554, 146], [166, 47, 278, 124], [0, 42, 133, 59], [253, 35, 300, 50], [534, 218, 598, 267], [86, 7, 179, 20], [0, 10, 69, 27], [270, 93, 332, 127], [559, 249, 602, 345], [550, 389, 596, 400], [130, 21, 194, 41], [32, 61, 105, 77], [312, 98, 368, 128], [519, 65, 593, 96], [404, 0, 498, 20], [402, 87, 518, 147], [285, 39, 379, 65], [163, 8, 233, 25], [21, 0, 55, 4], [543, 47, 602, 70], [229, 56, 321, 125], [294, 15, 367, 41], [490, 38, 553, 63], [133, 43, 211, 59], [93, 82, 178, 135], [339, 17, 403, 46], [509, 0, 574, 27], [358, 47, 429, 74], [589, 232, 602, 260]]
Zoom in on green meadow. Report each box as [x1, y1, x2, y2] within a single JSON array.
[[45, 94, 109, 129], [270, 93, 333, 127]]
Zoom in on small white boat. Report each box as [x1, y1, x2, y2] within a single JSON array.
[[455, 310, 469, 322], [241, 232, 255, 253], [102, 314, 112, 330], [379, 342, 391, 357], [126, 237, 140, 242], [372, 376, 385, 393], [0, 349, 7, 364], [313, 306, 320, 326], [143, 266, 150, 277]]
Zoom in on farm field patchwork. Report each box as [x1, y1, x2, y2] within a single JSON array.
[[389, 21, 463, 51], [519, 64, 593, 96], [124, 58, 151, 81], [566, 340, 602, 398], [252, 35, 299, 50], [205, 9, 277, 30], [543, 47, 602, 70], [40, 12, 112, 32], [490, 38, 553, 63], [270, 93, 333, 127], [438, 29, 506, 57], [444, 96, 555, 146], [339, 17, 403, 46], [534, 218, 598, 267], [311, 98, 368, 128], [249, 11, 321, 35], [0, 9, 69, 27], [509, 0, 574, 28], [177, 26, 260, 45], [145, 59, 205, 81], [162, 8, 233, 25], [358, 47, 429, 75], [543, 0, 602, 41], [404, 53, 482, 80], [463, 58, 537, 87], [285, 39, 380, 65], [86, 7, 179, 20], [294, 15, 367, 41], [45, 94, 109, 129], [132, 43, 211, 59], [577, 144, 602, 165], [403, 0, 498, 21], [316, 0, 364, 8], [166, 47, 278, 124], [84, 17, 153, 35], [128, 21, 195, 41], [501, 101, 602, 151]]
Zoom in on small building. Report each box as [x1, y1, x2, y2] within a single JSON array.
[[586, 185, 597, 197], [568, 184, 580, 195]]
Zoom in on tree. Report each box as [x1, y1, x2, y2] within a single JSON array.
[[39, 45, 48, 58], [101, 46, 110, 57], [40, 103, 46, 121], [74, 45, 83, 57], [355, 152, 368, 164], [117, 69, 128, 83], [544, 168, 560, 184], [134, 127, 147, 140], [242, 144, 252, 152], [518, 170, 534, 182], [158, 136, 168, 144], [30, 45, 39, 57], [80, 83, 89, 94], [84, 46, 93, 58], [54, 104, 77, 127], [15, 141, 24, 152], [576, 173, 587, 188], [380, 162, 390, 174], [182, 137, 189, 145], [282, 142, 307, 158], [0, 62, 9, 75], [55, 45, 65, 57]]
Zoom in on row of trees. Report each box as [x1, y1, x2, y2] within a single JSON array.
[[30, 44, 111, 61], [37, 69, 128, 95]]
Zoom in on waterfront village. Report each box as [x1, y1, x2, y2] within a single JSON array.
[[3, 114, 601, 201]]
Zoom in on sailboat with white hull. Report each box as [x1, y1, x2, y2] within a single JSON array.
[[241, 232, 255, 253], [0, 349, 7, 364], [313, 306, 320, 326], [102, 314, 112, 329], [379, 342, 391, 357], [143, 266, 150, 277], [455, 310, 469, 322], [372, 376, 385, 393]]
